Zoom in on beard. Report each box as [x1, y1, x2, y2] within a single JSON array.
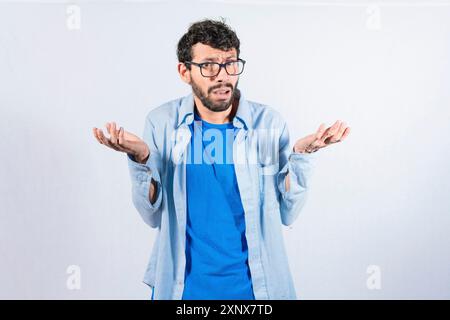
[[190, 78, 240, 112]]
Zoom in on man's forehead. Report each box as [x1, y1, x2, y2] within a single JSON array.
[[191, 43, 237, 60]]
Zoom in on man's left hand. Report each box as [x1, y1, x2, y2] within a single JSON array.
[[293, 120, 351, 153]]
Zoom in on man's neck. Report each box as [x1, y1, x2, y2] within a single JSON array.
[[193, 92, 239, 124]]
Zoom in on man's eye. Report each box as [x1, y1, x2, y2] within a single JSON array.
[[202, 63, 211, 68]]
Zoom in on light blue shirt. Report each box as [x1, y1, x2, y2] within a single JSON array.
[[127, 90, 317, 300]]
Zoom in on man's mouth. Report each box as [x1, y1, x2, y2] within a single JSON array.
[[211, 88, 231, 99]]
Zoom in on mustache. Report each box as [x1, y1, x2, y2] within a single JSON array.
[[208, 84, 233, 94]]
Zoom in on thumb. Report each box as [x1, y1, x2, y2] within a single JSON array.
[[118, 127, 124, 145]]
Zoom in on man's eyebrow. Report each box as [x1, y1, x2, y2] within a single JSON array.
[[202, 55, 237, 61]]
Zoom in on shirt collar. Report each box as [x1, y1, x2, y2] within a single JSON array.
[[176, 89, 252, 130]]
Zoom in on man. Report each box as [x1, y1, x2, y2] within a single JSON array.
[[93, 18, 350, 300]]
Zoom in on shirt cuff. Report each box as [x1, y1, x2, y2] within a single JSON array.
[[127, 153, 162, 209]]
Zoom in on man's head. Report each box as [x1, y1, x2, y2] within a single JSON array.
[[177, 18, 242, 113]]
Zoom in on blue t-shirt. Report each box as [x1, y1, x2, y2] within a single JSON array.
[[180, 110, 255, 300]]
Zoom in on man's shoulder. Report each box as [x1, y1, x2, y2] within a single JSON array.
[[246, 99, 286, 128], [144, 95, 185, 126]]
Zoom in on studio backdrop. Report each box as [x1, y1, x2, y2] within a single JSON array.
[[1, 0, 449, 299]]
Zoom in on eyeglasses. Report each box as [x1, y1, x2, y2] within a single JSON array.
[[184, 58, 246, 77]]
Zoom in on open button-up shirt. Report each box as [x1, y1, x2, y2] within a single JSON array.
[[127, 91, 317, 300]]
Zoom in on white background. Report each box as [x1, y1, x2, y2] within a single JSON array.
[[0, 0, 449, 299]]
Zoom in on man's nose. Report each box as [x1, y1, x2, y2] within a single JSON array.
[[214, 64, 230, 82]]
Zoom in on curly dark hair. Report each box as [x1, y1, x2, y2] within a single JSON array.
[[177, 18, 240, 69]]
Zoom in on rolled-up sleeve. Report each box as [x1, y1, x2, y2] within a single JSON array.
[[276, 121, 317, 226], [127, 115, 163, 228]]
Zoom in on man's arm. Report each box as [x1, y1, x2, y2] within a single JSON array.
[[134, 152, 158, 205], [93, 117, 163, 227], [284, 146, 315, 193], [276, 121, 316, 226], [277, 118, 350, 225], [127, 116, 163, 228]]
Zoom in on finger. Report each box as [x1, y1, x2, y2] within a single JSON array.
[[320, 120, 341, 142], [318, 121, 338, 141], [98, 128, 120, 151], [108, 123, 128, 152], [340, 126, 351, 141], [97, 128, 110, 145], [329, 121, 346, 143], [318, 126, 332, 142], [93, 128, 103, 144], [329, 120, 341, 135], [105, 122, 114, 143], [110, 122, 118, 145], [118, 127, 124, 145], [104, 123, 113, 143], [317, 124, 332, 142], [106, 122, 117, 143], [111, 122, 126, 152], [315, 123, 327, 140]]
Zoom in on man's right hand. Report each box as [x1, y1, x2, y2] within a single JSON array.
[[93, 122, 150, 164]]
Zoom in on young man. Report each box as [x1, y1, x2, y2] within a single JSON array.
[[93, 19, 350, 300]]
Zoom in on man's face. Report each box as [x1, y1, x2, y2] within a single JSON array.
[[188, 43, 240, 112]]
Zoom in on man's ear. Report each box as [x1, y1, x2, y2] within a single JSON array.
[[178, 62, 191, 84]]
